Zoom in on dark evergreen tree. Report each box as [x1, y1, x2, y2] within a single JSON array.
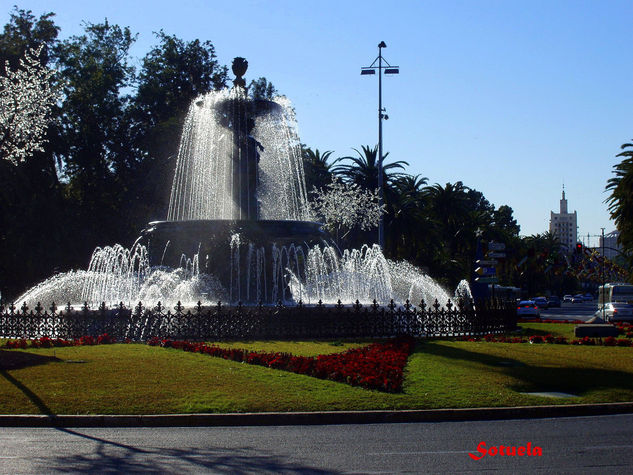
[[53, 20, 137, 263], [0, 6, 59, 70], [248, 76, 277, 100], [0, 8, 64, 301], [129, 30, 228, 221]]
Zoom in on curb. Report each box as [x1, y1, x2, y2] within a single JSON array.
[[2, 402, 633, 427]]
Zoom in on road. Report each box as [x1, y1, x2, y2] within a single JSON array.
[[2, 415, 633, 473], [539, 301, 599, 322]]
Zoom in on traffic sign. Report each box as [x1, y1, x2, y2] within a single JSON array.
[[475, 276, 498, 284], [487, 252, 506, 259], [488, 242, 506, 251], [475, 266, 497, 276], [476, 259, 498, 266]]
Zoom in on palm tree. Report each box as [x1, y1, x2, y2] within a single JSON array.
[[423, 182, 471, 235], [302, 147, 334, 192], [521, 232, 564, 295], [606, 141, 633, 267], [332, 145, 408, 190], [385, 174, 429, 258], [421, 182, 475, 284]]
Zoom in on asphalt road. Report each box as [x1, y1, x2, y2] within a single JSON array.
[[538, 301, 599, 321], [2, 414, 633, 473]]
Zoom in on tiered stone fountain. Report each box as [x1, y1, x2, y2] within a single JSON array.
[[13, 58, 469, 308]]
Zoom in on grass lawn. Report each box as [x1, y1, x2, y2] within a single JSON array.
[[515, 322, 578, 339], [2, 328, 633, 415]]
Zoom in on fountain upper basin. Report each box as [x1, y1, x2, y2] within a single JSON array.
[[141, 220, 330, 261]]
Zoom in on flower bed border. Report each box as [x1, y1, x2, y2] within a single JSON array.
[[2, 335, 416, 393], [147, 336, 415, 392]]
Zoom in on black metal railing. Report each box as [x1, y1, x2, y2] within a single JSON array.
[[0, 298, 516, 341]]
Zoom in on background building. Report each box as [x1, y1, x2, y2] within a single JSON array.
[[550, 188, 577, 254], [599, 230, 622, 259]]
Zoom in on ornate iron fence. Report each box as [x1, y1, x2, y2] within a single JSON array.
[[0, 298, 516, 341]]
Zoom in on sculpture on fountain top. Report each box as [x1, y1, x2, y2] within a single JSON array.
[[232, 57, 248, 89], [225, 57, 263, 220], [197, 57, 269, 220]]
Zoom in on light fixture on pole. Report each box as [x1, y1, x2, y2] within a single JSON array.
[[361, 41, 399, 249]]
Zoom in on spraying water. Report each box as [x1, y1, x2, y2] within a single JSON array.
[[167, 89, 309, 222], [11, 57, 472, 310], [15, 241, 468, 309]]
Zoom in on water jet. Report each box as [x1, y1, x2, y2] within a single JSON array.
[[12, 57, 470, 309]]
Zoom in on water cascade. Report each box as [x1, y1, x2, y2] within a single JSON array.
[[11, 56, 471, 309]]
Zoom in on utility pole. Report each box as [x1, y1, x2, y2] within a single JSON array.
[[601, 227, 606, 319], [361, 42, 399, 249]]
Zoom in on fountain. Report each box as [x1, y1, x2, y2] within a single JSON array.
[[138, 57, 331, 303], [11, 57, 471, 309]]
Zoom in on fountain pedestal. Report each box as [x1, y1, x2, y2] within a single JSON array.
[[140, 219, 331, 303]]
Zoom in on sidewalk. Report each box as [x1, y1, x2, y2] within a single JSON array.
[[2, 402, 633, 427]]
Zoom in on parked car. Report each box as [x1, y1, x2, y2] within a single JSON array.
[[532, 297, 549, 309], [563, 295, 573, 303], [572, 294, 584, 303], [594, 303, 633, 322], [583, 293, 594, 302], [517, 300, 541, 318], [547, 296, 561, 307]]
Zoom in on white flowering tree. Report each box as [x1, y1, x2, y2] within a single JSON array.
[[310, 178, 385, 247], [0, 45, 58, 166]]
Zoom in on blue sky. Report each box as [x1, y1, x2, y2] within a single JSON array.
[[3, 0, 632, 244]]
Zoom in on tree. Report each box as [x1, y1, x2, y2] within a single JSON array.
[[52, 20, 138, 264], [0, 10, 65, 300], [55, 21, 136, 178], [421, 182, 482, 285], [332, 145, 408, 191], [309, 178, 385, 248], [385, 174, 429, 259], [248, 76, 276, 100], [0, 45, 58, 165], [606, 141, 633, 268], [302, 146, 334, 192], [518, 232, 571, 295], [130, 31, 228, 221], [0, 7, 59, 70]]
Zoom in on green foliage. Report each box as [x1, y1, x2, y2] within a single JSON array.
[[302, 146, 334, 192], [129, 30, 228, 220], [332, 145, 408, 190], [0, 10, 65, 299], [606, 142, 633, 271], [0, 7, 59, 70], [50, 21, 138, 264], [248, 76, 277, 100]]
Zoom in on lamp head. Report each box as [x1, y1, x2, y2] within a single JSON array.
[[378, 41, 387, 48]]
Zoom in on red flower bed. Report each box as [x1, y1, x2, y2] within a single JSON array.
[[463, 332, 633, 346], [147, 337, 416, 392], [3, 333, 118, 349]]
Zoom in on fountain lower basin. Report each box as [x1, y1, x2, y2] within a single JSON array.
[[139, 219, 332, 304]]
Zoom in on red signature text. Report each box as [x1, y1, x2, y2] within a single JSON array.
[[469, 441, 542, 460]]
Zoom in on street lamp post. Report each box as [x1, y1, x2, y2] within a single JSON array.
[[361, 42, 399, 249], [601, 228, 606, 319]]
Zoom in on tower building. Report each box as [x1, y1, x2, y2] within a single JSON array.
[[549, 187, 577, 254]]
